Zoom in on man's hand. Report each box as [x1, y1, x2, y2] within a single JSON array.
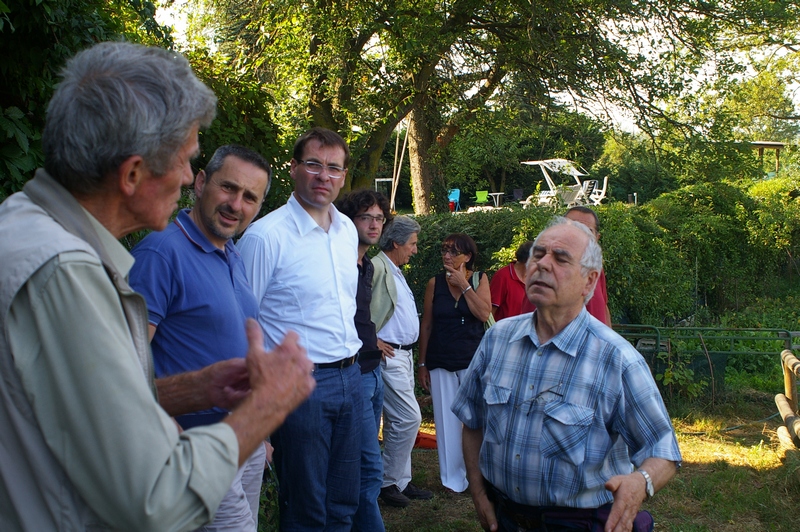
[[463, 426, 497, 531], [202, 358, 250, 410], [603, 472, 647, 532], [377, 338, 396, 359], [605, 458, 677, 532], [417, 366, 431, 391], [471, 487, 498, 532], [243, 320, 314, 419], [225, 319, 315, 467]]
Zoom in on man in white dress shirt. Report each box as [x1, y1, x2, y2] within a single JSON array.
[[238, 127, 362, 530], [370, 216, 434, 507]]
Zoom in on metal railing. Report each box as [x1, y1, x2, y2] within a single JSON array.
[[613, 325, 793, 393]]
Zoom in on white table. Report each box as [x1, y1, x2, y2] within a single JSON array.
[[488, 192, 504, 208]]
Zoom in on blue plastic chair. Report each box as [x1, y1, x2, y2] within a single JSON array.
[[447, 188, 461, 212]]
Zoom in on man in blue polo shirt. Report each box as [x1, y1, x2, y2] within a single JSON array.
[[129, 144, 272, 532]]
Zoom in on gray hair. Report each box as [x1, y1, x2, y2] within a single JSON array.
[[532, 216, 603, 303], [43, 41, 217, 195], [379, 215, 420, 251]]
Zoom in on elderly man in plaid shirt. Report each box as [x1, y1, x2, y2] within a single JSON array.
[[452, 217, 681, 532]]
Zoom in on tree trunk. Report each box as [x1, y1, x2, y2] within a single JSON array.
[[408, 103, 440, 215]]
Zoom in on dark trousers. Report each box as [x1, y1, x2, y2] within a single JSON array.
[[489, 484, 654, 532]]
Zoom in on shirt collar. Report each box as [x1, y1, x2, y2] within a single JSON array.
[[81, 206, 135, 277], [381, 251, 403, 275], [174, 209, 233, 255], [521, 307, 590, 357], [286, 193, 344, 236], [510, 261, 523, 282]]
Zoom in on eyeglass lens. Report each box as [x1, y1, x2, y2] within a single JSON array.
[[301, 160, 344, 178], [356, 214, 386, 224]]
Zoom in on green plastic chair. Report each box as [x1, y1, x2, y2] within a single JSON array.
[[474, 190, 489, 204]]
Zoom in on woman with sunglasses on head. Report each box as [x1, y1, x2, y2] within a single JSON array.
[[417, 233, 492, 493]]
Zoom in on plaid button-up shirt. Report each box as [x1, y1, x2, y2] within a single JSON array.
[[452, 309, 681, 508]]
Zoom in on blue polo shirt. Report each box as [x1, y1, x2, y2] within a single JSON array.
[[130, 209, 259, 423]]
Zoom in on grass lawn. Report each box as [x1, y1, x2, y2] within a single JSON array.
[[261, 388, 800, 531]]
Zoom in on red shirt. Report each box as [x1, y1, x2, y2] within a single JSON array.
[[519, 269, 610, 326], [490, 262, 527, 321]]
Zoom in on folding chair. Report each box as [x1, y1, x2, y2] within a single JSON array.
[[447, 188, 461, 212]]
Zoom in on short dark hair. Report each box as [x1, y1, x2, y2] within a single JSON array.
[[335, 189, 392, 223], [205, 144, 272, 196], [442, 233, 479, 270], [565, 206, 600, 232], [515, 241, 533, 263], [293, 127, 350, 169]]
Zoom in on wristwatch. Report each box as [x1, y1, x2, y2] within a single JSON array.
[[638, 469, 654, 500]]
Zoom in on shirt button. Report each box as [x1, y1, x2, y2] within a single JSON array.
[[515, 486, 520, 492], [515, 454, 520, 460]]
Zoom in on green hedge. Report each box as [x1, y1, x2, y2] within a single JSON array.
[[402, 177, 800, 326]]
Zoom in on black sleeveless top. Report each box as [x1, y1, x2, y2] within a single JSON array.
[[426, 271, 486, 372]]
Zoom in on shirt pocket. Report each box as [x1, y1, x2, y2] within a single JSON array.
[[540, 401, 594, 467], [483, 383, 512, 444]]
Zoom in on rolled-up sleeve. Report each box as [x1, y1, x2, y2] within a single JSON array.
[[617, 358, 683, 467], [7, 251, 238, 531]]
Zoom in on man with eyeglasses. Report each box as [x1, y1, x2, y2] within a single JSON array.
[[370, 216, 434, 508], [335, 189, 393, 531], [238, 127, 363, 529], [129, 144, 272, 532], [452, 217, 681, 532]]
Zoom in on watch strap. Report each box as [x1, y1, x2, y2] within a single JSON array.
[[638, 469, 654, 500]]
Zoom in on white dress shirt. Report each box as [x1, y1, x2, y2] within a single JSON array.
[[237, 193, 362, 364], [377, 253, 420, 345]]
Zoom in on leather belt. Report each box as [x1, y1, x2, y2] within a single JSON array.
[[386, 342, 414, 351], [488, 482, 611, 531], [315, 355, 358, 370]]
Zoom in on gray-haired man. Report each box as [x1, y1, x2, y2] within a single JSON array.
[[0, 42, 314, 530], [453, 217, 680, 532], [370, 216, 434, 507]]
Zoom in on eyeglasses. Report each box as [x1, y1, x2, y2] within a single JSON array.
[[298, 160, 345, 179], [354, 214, 386, 225], [515, 383, 563, 415], [440, 247, 463, 257]]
